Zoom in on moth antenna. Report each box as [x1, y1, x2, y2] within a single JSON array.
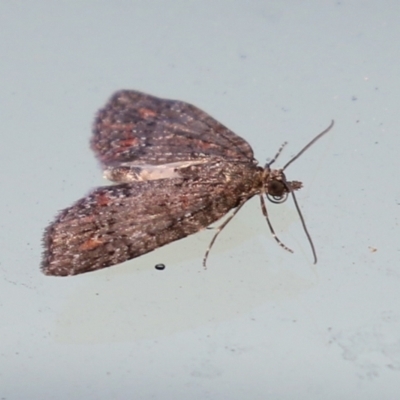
[[286, 181, 317, 264], [283, 120, 334, 171], [280, 120, 334, 263], [266, 141, 288, 168], [259, 195, 294, 254], [262, 121, 334, 263], [203, 200, 247, 268]]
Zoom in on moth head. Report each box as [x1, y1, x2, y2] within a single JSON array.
[[265, 169, 303, 204], [262, 120, 334, 264]]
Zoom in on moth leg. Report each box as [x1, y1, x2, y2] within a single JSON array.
[[203, 200, 247, 268], [259, 195, 294, 254]]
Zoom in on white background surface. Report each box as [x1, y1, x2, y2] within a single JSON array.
[[1, 1, 400, 399]]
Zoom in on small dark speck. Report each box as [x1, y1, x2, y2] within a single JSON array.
[[155, 263, 166, 270], [352, 96, 357, 101]]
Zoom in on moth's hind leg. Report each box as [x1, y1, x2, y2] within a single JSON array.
[[202, 200, 247, 268]]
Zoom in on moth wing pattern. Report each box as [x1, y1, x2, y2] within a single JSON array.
[[43, 90, 330, 277], [91, 90, 256, 171], [42, 161, 257, 276]]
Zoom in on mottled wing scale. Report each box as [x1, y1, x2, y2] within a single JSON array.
[[42, 90, 331, 276], [42, 91, 261, 276], [91, 90, 256, 170], [42, 161, 260, 276]]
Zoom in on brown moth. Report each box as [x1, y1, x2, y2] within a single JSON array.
[[42, 90, 333, 276]]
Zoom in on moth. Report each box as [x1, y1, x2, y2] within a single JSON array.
[[42, 90, 333, 276]]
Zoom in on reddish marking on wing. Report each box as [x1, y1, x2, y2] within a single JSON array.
[[79, 237, 104, 251], [99, 118, 136, 131], [190, 138, 219, 151], [113, 137, 140, 148], [138, 108, 157, 118], [197, 141, 214, 150], [94, 191, 112, 207], [179, 194, 190, 209]]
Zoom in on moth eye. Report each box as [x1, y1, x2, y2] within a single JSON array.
[[267, 180, 288, 204], [268, 180, 285, 196]]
